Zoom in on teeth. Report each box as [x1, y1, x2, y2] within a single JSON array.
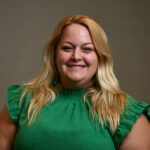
[[69, 65, 84, 68]]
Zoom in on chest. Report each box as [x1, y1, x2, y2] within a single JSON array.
[[14, 98, 116, 150]]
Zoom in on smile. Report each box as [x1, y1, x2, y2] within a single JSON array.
[[67, 65, 85, 68]]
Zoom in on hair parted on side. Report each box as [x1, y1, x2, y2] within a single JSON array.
[[20, 14, 127, 133]]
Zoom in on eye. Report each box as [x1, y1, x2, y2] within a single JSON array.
[[61, 46, 73, 51], [83, 47, 94, 52]]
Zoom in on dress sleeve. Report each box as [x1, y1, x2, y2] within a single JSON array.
[[112, 95, 150, 146], [6, 85, 25, 124]]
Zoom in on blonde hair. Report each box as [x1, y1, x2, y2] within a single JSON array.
[[21, 14, 127, 132]]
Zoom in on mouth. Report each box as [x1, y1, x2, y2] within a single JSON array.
[[67, 65, 86, 68]]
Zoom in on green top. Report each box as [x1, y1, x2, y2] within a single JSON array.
[[7, 85, 150, 150]]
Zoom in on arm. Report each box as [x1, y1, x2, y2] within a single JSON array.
[[0, 105, 17, 150], [119, 114, 150, 150]]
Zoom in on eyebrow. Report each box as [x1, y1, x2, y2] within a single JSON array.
[[61, 41, 93, 46]]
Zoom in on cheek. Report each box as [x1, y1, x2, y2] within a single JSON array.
[[56, 51, 70, 68], [85, 54, 98, 66], [87, 54, 98, 74], [56, 50, 63, 64]]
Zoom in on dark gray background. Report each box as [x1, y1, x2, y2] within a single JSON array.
[[0, 0, 150, 111]]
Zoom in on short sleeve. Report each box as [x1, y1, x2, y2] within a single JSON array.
[[6, 85, 27, 124], [113, 95, 150, 146]]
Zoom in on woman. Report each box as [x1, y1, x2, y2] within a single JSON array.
[[0, 15, 150, 150]]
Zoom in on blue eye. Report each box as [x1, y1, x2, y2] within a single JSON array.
[[83, 47, 93, 51]]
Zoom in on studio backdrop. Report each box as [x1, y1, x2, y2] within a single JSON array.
[[0, 0, 150, 110]]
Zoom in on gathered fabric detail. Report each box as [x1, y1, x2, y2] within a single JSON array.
[[6, 85, 150, 149], [112, 95, 150, 145], [6, 85, 24, 124], [6, 85, 32, 125]]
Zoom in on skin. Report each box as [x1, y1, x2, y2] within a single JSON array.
[[0, 24, 150, 150], [119, 114, 150, 150], [56, 24, 98, 89], [0, 105, 17, 150]]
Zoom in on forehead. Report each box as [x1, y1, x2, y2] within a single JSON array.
[[62, 23, 88, 33], [59, 24, 93, 44]]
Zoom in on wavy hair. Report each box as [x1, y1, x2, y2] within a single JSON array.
[[21, 14, 127, 132]]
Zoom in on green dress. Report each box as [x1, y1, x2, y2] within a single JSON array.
[[7, 85, 150, 150]]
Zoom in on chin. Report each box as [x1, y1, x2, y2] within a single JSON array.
[[69, 78, 83, 83]]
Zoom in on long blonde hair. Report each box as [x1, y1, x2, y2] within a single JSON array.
[[21, 14, 127, 132]]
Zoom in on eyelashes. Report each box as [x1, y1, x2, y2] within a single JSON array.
[[61, 46, 94, 52], [61, 46, 73, 50], [83, 47, 93, 51]]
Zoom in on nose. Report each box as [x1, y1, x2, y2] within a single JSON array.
[[72, 47, 82, 60]]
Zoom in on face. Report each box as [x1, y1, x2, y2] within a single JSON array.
[[56, 24, 98, 89]]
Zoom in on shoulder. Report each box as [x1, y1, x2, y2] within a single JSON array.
[[112, 94, 150, 147], [6, 84, 26, 101], [6, 84, 33, 124], [119, 114, 150, 150]]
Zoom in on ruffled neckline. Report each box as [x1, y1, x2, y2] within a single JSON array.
[[60, 87, 86, 98]]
